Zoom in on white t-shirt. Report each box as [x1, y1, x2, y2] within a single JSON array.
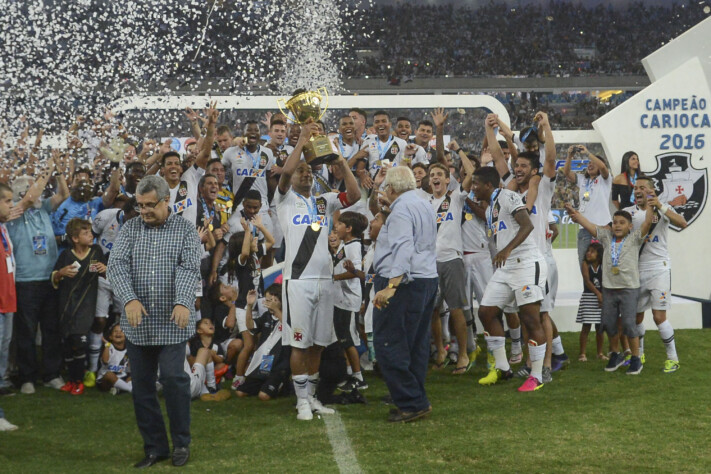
[[222, 145, 275, 209], [576, 173, 612, 226], [332, 240, 363, 312], [461, 191, 489, 253], [360, 135, 407, 175], [519, 175, 556, 256], [623, 204, 671, 271], [429, 189, 467, 262], [545, 210, 556, 257], [276, 189, 349, 280], [92, 208, 124, 255], [488, 188, 541, 262], [168, 164, 204, 226]]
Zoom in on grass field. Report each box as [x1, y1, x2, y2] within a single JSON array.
[[2, 329, 710, 473]]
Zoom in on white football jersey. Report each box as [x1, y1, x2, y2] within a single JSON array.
[[429, 189, 466, 262], [276, 189, 350, 280], [519, 175, 556, 255], [488, 188, 541, 262], [168, 164, 204, 226], [332, 239, 363, 312], [623, 204, 671, 270], [360, 135, 407, 175], [222, 145, 275, 208], [461, 190, 489, 253], [92, 208, 124, 255]]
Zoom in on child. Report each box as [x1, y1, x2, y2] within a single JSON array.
[[96, 323, 132, 395], [206, 281, 244, 366], [576, 242, 606, 362], [221, 214, 274, 390], [566, 204, 652, 374], [236, 286, 291, 401], [51, 218, 106, 395], [331, 211, 368, 392], [185, 318, 230, 401]]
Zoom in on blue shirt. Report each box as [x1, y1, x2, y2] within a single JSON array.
[[374, 189, 438, 282], [51, 196, 104, 236], [107, 212, 202, 346], [6, 199, 59, 282]]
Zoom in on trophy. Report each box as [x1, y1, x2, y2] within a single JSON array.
[[277, 87, 339, 166]]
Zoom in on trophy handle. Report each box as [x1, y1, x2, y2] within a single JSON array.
[[317, 87, 329, 121], [276, 98, 290, 121]]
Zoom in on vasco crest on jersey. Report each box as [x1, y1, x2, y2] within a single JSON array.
[[647, 152, 707, 231], [316, 197, 327, 215]]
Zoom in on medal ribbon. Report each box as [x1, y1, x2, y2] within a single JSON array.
[[486, 188, 501, 234], [376, 136, 394, 160], [610, 235, 627, 269], [200, 198, 216, 227], [293, 191, 318, 227], [243, 145, 261, 169]]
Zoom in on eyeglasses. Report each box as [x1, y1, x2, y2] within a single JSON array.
[[134, 201, 163, 212]]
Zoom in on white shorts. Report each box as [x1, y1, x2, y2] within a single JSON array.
[[481, 258, 547, 309], [464, 251, 494, 306], [282, 279, 336, 349], [96, 276, 122, 318], [189, 363, 206, 399], [637, 268, 671, 312], [219, 337, 236, 355], [541, 252, 559, 314]]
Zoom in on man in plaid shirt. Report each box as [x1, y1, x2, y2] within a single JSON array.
[[108, 175, 201, 468]]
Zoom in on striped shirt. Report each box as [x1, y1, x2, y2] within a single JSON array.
[[107, 212, 202, 346]]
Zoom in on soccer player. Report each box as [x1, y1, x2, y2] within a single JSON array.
[[276, 121, 361, 420], [395, 117, 412, 141], [472, 167, 548, 392], [624, 177, 687, 373], [348, 108, 368, 141]]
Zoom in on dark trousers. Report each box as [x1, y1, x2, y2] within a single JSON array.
[[15, 281, 62, 384], [373, 276, 438, 413], [126, 341, 191, 456]]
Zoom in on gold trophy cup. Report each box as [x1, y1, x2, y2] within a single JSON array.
[[277, 87, 339, 166]]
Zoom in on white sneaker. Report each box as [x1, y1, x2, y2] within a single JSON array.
[[109, 387, 118, 396], [308, 395, 335, 415], [0, 418, 18, 431], [44, 377, 65, 390], [296, 399, 313, 421], [20, 382, 35, 394], [230, 376, 244, 391]]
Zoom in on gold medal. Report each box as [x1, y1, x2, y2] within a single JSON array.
[[487, 229, 492, 237], [465, 213, 473, 221], [311, 222, 321, 231], [611, 267, 619, 275], [209, 224, 214, 231], [225, 200, 233, 208], [583, 191, 590, 201]]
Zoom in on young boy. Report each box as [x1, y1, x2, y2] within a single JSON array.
[[51, 218, 106, 395], [96, 322, 132, 395], [237, 285, 291, 401], [331, 211, 368, 391], [566, 204, 653, 374], [206, 281, 244, 366], [185, 318, 230, 401]]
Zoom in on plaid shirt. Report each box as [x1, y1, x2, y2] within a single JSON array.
[[107, 212, 202, 346]]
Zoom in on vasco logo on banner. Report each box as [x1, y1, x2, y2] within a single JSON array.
[[647, 152, 707, 231]]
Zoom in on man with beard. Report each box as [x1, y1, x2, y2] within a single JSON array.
[[276, 121, 361, 420], [349, 108, 368, 142], [52, 166, 120, 248], [7, 156, 69, 394]]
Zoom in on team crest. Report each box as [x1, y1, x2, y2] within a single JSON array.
[[178, 187, 188, 197], [441, 200, 449, 211], [293, 329, 304, 342], [390, 145, 399, 155], [492, 208, 499, 219], [316, 198, 327, 215], [336, 249, 345, 260], [260, 153, 267, 167], [647, 152, 707, 231]]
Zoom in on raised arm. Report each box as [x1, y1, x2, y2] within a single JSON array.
[[278, 121, 319, 194], [431, 108, 448, 165], [496, 118, 518, 163], [648, 195, 688, 229], [196, 102, 218, 170], [565, 203, 598, 237], [562, 145, 578, 183], [484, 114, 510, 180], [580, 145, 609, 180], [535, 112, 556, 179], [184, 107, 203, 140]]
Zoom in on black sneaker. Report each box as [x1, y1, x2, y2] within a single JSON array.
[[626, 356, 643, 375], [339, 377, 368, 392], [604, 352, 626, 372]]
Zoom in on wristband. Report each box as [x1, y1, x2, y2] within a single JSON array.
[[659, 204, 670, 214]]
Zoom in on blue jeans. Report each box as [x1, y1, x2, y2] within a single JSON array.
[[373, 276, 438, 413], [0, 313, 12, 388], [15, 281, 62, 384], [126, 341, 191, 457]]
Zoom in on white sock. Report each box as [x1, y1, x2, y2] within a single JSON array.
[[88, 332, 103, 372], [233, 375, 245, 383], [353, 371, 363, 382], [293, 374, 309, 401], [346, 366, 353, 376], [484, 335, 510, 371], [441, 313, 451, 342], [114, 379, 132, 393], [551, 335, 565, 356], [637, 323, 646, 356], [509, 327, 522, 354], [307, 373, 319, 397], [657, 320, 678, 361], [206, 362, 216, 389], [529, 342, 547, 383]]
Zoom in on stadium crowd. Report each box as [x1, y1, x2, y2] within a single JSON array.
[[0, 104, 684, 447]]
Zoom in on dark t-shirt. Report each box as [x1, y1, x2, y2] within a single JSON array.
[[187, 335, 225, 359], [221, 246, 265, 308], [53, 244, 106, 336]]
